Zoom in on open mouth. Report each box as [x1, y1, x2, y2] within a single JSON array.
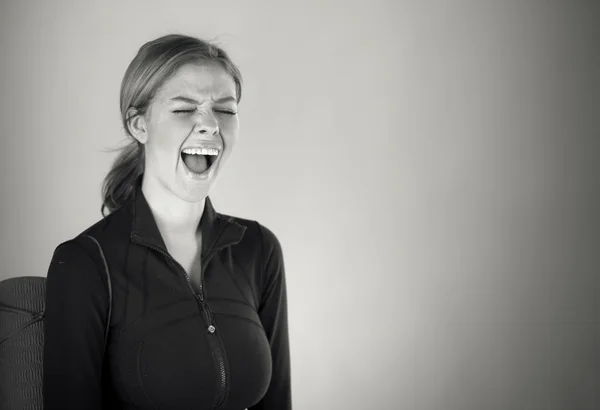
[[181, 147, 220, 176]]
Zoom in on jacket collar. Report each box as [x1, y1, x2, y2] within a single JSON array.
[[128, 178, 246, 258]]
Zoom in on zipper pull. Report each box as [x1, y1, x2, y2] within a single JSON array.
[[207, 325, 216, 334]]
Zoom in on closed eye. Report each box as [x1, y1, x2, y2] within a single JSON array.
[[172, 108, 238, 116], [173, 109, 195, 115], [215, 109, 237, 116]]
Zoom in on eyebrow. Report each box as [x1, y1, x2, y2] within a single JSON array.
[[169, 95, 237, 104]]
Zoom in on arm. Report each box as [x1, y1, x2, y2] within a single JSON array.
[[43, 239, 110, 409], [250, 224, 292, 410]]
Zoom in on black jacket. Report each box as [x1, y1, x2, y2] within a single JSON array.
[[43, 182, 291, 410]]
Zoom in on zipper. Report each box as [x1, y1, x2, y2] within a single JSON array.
[[199, 248, 229, 408], [131, 234, 229, 409], [200, 245, 231, 409]]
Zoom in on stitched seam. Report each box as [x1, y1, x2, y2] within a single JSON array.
[[207, 217, 230, 253], [142, 249, 149, 315], [207, 296, 255, 309], [221, 256, 254, 308], [117, 298, 192, 339], [118, 241, 134, 341], [231, 257, 259, 309], [82, 235, 112, 359], [215, 214, 245, 230], [212, 312, 264, 331], [256, 222, 267, 306], [137, 342, 159, 410], [257, 222, 276, 308], [114, 314, 198, 366]]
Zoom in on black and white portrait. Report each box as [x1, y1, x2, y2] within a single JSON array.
[[0, 1, 599, 409]]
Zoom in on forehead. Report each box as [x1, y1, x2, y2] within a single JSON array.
[[155, 62, 237, 101]]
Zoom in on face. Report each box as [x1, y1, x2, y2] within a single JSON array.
[[129, 62, 239, 202]]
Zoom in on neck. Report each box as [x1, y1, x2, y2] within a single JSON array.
[[141, 175, 206, 238]]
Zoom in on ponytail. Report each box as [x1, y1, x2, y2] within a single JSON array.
[[101, 140, 144, 216]]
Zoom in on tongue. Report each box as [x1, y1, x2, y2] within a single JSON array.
[[182, 154, 208, 174]]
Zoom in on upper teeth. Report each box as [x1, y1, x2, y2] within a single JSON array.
[[182, 147, 219, 156]]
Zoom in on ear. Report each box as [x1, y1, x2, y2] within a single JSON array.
[[126, 107, 149, 144]]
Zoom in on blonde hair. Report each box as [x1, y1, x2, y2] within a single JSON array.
[[101, 34, 243, 216]]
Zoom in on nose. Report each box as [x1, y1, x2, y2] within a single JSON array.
[[194, 112, 219, 136]]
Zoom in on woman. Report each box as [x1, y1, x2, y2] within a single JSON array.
[[43, 34, 291, 410]]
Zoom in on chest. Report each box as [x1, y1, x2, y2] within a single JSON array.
[[105, 242, 271, 410], [163, 236, 203, 293]]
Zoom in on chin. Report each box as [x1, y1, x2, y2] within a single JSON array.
[[177, 182, 213, 203]]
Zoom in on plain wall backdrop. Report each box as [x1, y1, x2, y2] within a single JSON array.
[[1, 1, 599, 409]]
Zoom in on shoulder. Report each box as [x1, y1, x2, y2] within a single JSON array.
[[51, 237, 96, 264], [47, 236, 109, 296], [47, 208, 127, 295], [50, 230, 111, 274], [219, 213, 283, 258], [49, 204, 132, 271], [79, 204, 132, 242], [218, 214, 285, 291]]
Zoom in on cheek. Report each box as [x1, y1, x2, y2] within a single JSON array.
[[147, 120, 190, 156], [220, 118, 239, 148]]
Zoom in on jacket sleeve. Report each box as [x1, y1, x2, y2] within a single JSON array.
[[250, 224, 292, 410], [43, 238, 110, 409]]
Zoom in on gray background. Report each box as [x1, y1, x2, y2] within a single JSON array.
[[1, 1, 599, 409]]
